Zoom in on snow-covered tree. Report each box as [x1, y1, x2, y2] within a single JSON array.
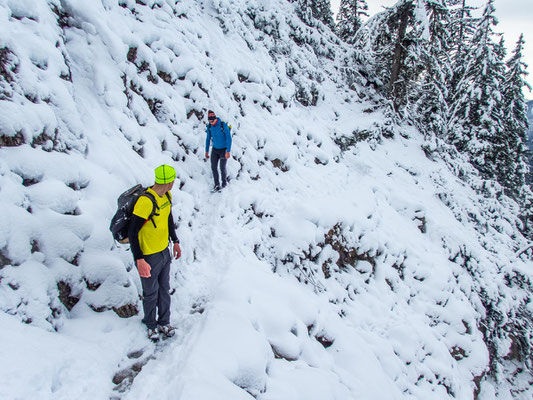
[[447, 0, 479, 94], [500, 33, 531, 198], [294, 0, 335, 29], [448, 0, 507, 181], [354, 0, 453, 116], [410, 0, 454, 137], [447, 0, 477, 61], [387, 0, 416, 109], [352, 0, 417, 109], [336, 0, 368, 44], [519, 185, 533, 239], [352, 6, 397, 91]]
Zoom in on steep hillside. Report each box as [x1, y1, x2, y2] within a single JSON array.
[[0, 1, 531, 399]]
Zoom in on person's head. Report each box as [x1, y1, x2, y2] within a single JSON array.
[[154, 164, 176, 192], [208, 110, 217, 125]]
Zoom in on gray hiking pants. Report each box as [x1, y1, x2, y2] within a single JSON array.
[[210, 147, 227, 187], [140, 249, 171, 330]]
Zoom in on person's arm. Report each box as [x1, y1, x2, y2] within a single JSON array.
[[168, 212, 179, 244], [205, 125, 211, 156], [169, 212, 181, 259], [129, 215, 152, 277], [130, 196, 153, 277], [129, 215, 146, 260]]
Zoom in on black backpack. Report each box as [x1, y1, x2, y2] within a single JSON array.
[[109, 184, 170, 244]]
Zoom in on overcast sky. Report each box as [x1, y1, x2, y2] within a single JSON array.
[[330, 0, 533, 99]]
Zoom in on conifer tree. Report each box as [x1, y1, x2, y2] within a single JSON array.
[[447, 0, 477, 62], [519, 185, 533, 239], [411, 0, 453, 137], [386, 0, 451, 113], [448, 0, 506, 180], [353, 0, 440, 111], [387, 0, 415, 109], [500, 33, 531, 197], [336, 0, 369, 44], [447, 0, 479, 94], [295, 0, 335, 29], [315, 0, 335, 28], [352, 5, 399, 91]]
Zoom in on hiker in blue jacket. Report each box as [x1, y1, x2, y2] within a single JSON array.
[[205, 110, 232, 192]]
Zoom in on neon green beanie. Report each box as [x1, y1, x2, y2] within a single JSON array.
[[154, 164, 176, 184]]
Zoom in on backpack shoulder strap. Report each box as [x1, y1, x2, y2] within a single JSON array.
[[222, 121, 231, 132], [142, 190, 158, 209], [209, 121, 228, 133], [141, 190, 172, 228], [141, 189, 159, 228]]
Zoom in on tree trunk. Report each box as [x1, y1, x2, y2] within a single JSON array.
[[388, 1, 412, 110], [456, 0, 466, 60]]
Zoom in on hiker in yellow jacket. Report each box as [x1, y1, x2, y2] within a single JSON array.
[[128, 164, 181, 341]]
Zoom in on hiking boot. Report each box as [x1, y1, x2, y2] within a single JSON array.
[[147, 328, 160, 342], [158, 324, 176, 338], [211, 185, 221, 193]]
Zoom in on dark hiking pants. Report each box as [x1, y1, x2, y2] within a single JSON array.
[[210, 147, 227, 187], [140, 249, 171, 330]]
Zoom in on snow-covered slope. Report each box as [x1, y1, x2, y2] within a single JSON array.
[[0, 0, 531, 399]]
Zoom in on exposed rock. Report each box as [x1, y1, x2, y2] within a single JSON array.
[[270, 158, 289, 172], [315, 333, 334, 349], [324, 223, 377, 271], [113, 304, 138, 318], [57, 281, 80, 311], [0, 132, 24, 147], [0, 248, 12, 268]]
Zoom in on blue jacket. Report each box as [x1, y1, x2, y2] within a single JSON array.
[[205, 120, 232, 152]]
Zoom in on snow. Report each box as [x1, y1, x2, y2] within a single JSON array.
[[0, 312, 116, 399], [0, 0, 532, 399]]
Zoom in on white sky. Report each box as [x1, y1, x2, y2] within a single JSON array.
[[331, 0, 533, 99]]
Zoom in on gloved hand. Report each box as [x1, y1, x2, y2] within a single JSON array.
[[205, 152, 209, 159], [137, 259, 151, 278], [173, 242, 182, 259]]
